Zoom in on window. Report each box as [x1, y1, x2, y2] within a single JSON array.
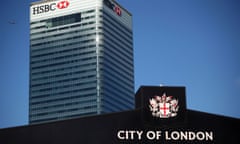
[[47, 13, 81, 28]]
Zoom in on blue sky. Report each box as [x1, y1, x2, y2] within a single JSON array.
[[0, 0, 239, 129]]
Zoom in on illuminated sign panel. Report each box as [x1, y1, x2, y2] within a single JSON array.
[[32, 0, 121, 16], [32, 0, 70, 15]]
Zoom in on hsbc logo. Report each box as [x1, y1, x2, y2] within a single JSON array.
[[114, 6, 121, 16], [104, 0, 122, 16], [32, 0, 70, 15], [57, 0, 69, 9]]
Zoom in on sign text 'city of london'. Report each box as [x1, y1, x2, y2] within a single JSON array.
[[117, 130, 214, 141]]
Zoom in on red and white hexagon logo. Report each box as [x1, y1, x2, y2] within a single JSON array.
[[57, 0, 70, 9], [114, 6, 122, 16]]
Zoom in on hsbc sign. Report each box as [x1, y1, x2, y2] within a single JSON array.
[[104, 0, 122, 16], [32, 0, 70, 15]]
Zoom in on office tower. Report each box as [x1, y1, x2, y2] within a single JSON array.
[[29, 0, 134, 124]]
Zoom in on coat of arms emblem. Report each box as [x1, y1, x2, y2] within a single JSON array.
[[149, 93, 179, 118]]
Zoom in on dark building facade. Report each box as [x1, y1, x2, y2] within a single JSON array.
[[29, 0, 134, 124]]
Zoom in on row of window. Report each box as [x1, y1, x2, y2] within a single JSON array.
[[103, 10, 132, 38], [31, 26, 95, 42], [30, 94, 97, 108], [104, 52, 133, 78], [103, 21, 132, 47], [31, 40, 96, 56], [31, 59, 96, 77], [30, 111, 98, 124], [31, 99, 97, 114], [103, 24, 132, 52], [31, 69, 96, 90], [31, 29, 96, 47], [30, 89, 97, 104], [103, 98, 132, 112], [30, 20, 96, 38], [31, 49, 96, 65], [31, 78, 97, 94], [30, 106, 98, 120], [31, 63, 97, 81], [31, 49, 96, 68], [103, 72, 134, 99], [30, 9, 96, 25], [31, 66, 96, 82], [32, 73, 96, 87], [46, 13, 81, 28], [103, 86, 134, 110], [31, 56, 96, 72], [31, 42, 96, 58], [30, 83, 97, 98], [104, 40, 133, 67]]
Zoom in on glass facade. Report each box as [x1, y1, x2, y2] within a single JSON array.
[[29, 0, 134, 124]]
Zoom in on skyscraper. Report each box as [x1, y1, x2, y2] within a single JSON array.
[[29, 0, 134, 124]]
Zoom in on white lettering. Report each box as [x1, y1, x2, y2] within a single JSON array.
[[180, 131, 188, 140], [205, 131, 213, 141], [117, 130, 143, 140], [165, 131, 171, 140], [128, 130, 135, 139], [136, 131, 143, 140], [156, 131, 162, 140], [117, 130, 125, 140], [188, 131, 195, 140], [146, 131, 155, 140], [117, 130, 213, 141], [171, 131, 180, 140], [165, 131, 214, 141], [196, 131, 205, 140], [146, 131, 161, 140]]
